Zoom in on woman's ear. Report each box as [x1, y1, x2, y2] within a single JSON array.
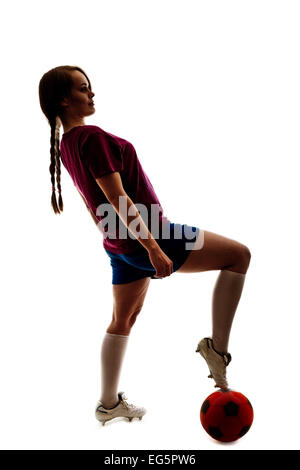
[[60, 98, 69, 108]]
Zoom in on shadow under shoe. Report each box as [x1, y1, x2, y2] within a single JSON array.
[[95, 391, 147, 426], [196, 337, 232, 389]]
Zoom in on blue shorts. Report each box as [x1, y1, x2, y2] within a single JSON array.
[[104, 222, 205, 284]]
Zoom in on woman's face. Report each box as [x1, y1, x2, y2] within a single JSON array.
[[61, 70, 95, 118]]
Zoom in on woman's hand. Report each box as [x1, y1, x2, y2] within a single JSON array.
[[147, 247, 174, 278]]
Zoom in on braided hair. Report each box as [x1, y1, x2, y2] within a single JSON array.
[[49, 116, 63, 213], [38, 65, 91, 214]]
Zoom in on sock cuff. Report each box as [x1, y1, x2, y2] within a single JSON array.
[[105, 333, 129, 338], [222, 269, 246, 277]]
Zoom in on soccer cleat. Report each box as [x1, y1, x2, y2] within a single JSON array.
[[195, 337, 232, 389], [95, 391, 147, 426]]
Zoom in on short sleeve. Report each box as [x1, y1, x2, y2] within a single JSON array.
[[80, 130, 123, 179]]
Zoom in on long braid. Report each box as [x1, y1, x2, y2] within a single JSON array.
[[54, 118, 63, 211], [49, 118, 61, 213]]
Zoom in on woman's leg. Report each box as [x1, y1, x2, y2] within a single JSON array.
[[177, 230, 251, 353], [100, 276, 151, 408]]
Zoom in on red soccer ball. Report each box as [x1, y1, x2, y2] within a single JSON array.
[[200, 389, 254, 443]]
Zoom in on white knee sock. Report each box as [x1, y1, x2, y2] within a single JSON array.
[[100, 332, 129, 408]]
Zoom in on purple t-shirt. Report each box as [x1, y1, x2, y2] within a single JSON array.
[[60, 124, 170, 253]]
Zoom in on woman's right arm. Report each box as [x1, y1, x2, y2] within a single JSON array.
[[95, 172, 173, 278]]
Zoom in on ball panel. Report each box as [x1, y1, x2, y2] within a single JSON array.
[[200, 399, 210, 414], [223, 401, 239, 417], [208, 426, 223, 440], [219, 416, 244, 438], [229, 391, 250, 407], [201, 404, 224, 428], [209, 390, 234, 407], [238, 425, 251, 438], [237, 402, 254, 426]]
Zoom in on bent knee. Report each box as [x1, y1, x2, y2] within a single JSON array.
[[236, 244, 251, 273], [242, 245, 251, 264], [127, 304, 143, 328], [109, 305, 143, 334]]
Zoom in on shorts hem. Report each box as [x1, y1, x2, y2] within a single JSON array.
[[112, 273, 153, 284]]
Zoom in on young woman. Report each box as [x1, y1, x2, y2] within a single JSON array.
[[39, 65, 251, 426]]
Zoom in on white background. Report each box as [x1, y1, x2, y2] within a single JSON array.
[[1, 0, 299, 450]]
